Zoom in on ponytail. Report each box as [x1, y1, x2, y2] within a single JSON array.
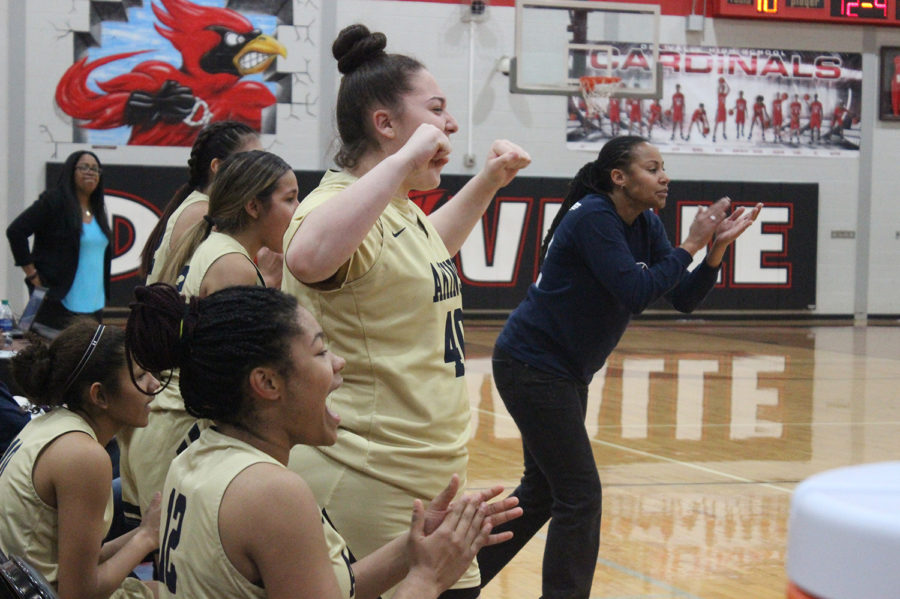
[[139, 121, 259, 277], [539, 136, 647, 263]]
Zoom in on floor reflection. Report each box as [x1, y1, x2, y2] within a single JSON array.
[[467, 348, 813, 466], [465, 324, 900, 599]]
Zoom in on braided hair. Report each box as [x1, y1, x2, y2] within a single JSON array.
[[539, 136, 648, 263], [139, 121, 259, 277], [126, 284, 302, 426], [331, 24, 424, 168], [11, 320, 126, 411]]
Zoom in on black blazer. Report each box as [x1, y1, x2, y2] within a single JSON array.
[[6, 152, 111, 302]]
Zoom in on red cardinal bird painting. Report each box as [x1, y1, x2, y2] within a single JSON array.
[[55, 0, 286, 146]]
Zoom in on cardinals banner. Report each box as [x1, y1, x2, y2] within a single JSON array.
[[568, 44, 862, 158], [55, 0, 291, 146], [48, 165, 818, 315]]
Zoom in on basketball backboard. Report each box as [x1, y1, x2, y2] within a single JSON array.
[[511, 0, 661, 99]]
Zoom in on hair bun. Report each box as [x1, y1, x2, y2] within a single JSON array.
[[126, 283, 187, 374], [10, 342, 53, 405], [332, 24, 387, 75]]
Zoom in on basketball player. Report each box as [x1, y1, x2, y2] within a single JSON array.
[[732, 90, 747, 139], [748, 94, 769, 141], [126, 124, 263, 523], [826, 100, 849, 141], [126, 284, 523, 599], [669, 83, 686, 140], [807, 93, 823, 144], [788, 94, 803, 144], [685, 103, 709, 141], [1, 321, 161, 599], [771, 92, 785, 142], [608, 96, 622, 137], [281, 24, 530, 599], [647, 99, 663, 139], [627, 97, 643, 135], [712, 77, 729, 142], [140, 121, 261, 283], [118, 151, 297, 528]]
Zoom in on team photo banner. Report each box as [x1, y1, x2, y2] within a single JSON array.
[[567, 44, 862, 158]]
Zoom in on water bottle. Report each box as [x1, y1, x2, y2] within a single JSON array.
[[0, 300, 14, 347], [0, 300, 14, 333]]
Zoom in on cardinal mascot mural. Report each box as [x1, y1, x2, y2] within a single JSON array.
[[55, 0, 286, 146]]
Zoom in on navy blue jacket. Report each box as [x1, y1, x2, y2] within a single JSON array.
[[497, 194, 720, 384]]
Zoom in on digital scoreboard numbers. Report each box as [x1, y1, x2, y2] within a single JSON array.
[[712, 0, 900, 25]]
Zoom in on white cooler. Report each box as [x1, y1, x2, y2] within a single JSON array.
[[786, 461, 900, 599]]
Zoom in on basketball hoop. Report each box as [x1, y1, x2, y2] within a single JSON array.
[[579, 75, 621, 118]]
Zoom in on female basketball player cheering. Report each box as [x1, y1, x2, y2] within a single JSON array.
[[281, 23, 530, 598], [126, 284, 521, 599], [478, 136, 762, 598]]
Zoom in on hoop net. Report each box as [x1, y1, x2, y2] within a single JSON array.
[[580, 75, 621, 118]]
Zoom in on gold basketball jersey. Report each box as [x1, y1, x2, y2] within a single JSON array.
[[158, 428, 355, 598], [282, 170, 470, 501], [0, 409, 151, 598], [179, 231, 263, 293], [146, 190, 208, 285], [121, 232, 259, 518]]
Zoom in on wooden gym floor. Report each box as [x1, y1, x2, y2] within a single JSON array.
[[463, 321, 900, 599]]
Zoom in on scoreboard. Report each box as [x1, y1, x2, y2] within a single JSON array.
[[712, 0, 900, 26]]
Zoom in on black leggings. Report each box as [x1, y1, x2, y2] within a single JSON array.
[[477, 346, 602, 599]]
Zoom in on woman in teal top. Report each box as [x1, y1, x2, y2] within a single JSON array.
[[63, 213, 108, 316], [6, 150, 112, 330]]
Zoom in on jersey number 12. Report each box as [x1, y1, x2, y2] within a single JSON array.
[[160, 489, 187, 593]]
